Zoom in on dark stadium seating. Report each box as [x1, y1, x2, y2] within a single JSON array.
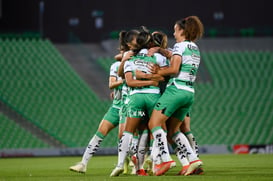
[[0, 38, 115, 148], [191, 51, 273, 145], [0, 113, 50, 148]]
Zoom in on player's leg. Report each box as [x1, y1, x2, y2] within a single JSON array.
[[110, 117, 142, 176], [180, 115, 199, 157], [70, 107, 119, 173], [149, 109, 175, 176], [135, 121, 149, 176], [171, 110, 202, 176], [180, 114, 203, 175], [166, 119, 190, 175], [119, 99, 131, 174]]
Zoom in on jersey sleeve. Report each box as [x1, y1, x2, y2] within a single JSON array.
[[154, 53, 168, 68], [172, 42, 186, 56], [110, 62, 120, 77], [124, 61, 133, 74]]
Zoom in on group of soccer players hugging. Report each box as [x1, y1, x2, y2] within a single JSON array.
[[69, 15, 205, 177]]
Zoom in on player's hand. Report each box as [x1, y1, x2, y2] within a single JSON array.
[[135, 70, 146, 79], [148, 63, 159, 74], [151, 74, 165, 82], [151, 80, 159, 87], [148, 47, 160, 56], [122, 51, 134, 62]]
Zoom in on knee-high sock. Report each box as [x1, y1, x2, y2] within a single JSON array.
[[151, 126, 171, 162], [172, 131, 198, 162], [117, 131, 133, 168], [185, 131, 199, 157], [137, 130, 148, 170], [171, 143, 189, 166], [81, 131, 104, 165], [129, 135, 139, 156], [151, 138, 161, 164]]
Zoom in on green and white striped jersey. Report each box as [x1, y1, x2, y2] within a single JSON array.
[[169, 41, 200, 93], [124, 48, 168, 95]]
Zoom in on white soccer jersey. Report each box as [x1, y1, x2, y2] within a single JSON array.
[[110, 61, 122, 79], [124, 48, 168, 95], [170, 41, 201, 93], [110, 61, 123, 108]]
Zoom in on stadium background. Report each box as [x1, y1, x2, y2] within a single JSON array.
[[0, 0, 272, 157]]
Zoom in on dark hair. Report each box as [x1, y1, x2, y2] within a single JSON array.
[[152, 31, 168, 49], [136, 26, 153, 50], [176, 16, 204, 42], [118, 30, 129, 51], [124, 29, 139, 45]]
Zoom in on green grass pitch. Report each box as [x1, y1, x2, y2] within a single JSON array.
[[0, 154, 273, 181]]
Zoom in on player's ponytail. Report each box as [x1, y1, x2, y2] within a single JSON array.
[[136, 26, 153, 50]]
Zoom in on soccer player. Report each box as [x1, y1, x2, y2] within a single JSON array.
[[137, 30, 172, 174], [148, 16, 204, 176], [116, 29, 140, 175], [110, 26, 167, 177], [140, 31, 202, 175], [69, 31, 126, 174]]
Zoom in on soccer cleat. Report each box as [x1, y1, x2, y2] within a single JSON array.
[[110, 166, 124, 177], [136, 169, 148, 176], [153, 163, 160, 175], [184, 160, 203, 176], [131, 165, 137, 175], [144, 157, 153, 175], [129, 159, 134, 167], [131, 155, 138, 167], [69, 162, 87, 173], [177, 164, 190, 175], [193, 167, 204, 175], [170, 160, 176, 168], [123, 157, 129, 174], [130, 155, 138, 174], [154, 161, 174, 176]]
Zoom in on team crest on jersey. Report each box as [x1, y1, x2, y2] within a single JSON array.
[[173, 45, 179, 52], [134, 59, 151, 66]]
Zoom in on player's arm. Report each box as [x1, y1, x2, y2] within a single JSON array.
[[148, 47, 172, 59], [117, 51, 134, 78], [157, 54, 182, 76], [109, 76, 123, 89], [114, 53, 123, 61], [158, 48, 172, 59], [125, 72, 159, 87], [135, 70, 164, 82]]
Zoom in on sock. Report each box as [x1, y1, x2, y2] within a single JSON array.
[[146, 138, 152, 159], [171, 142, 189, 166], [117, 131, 133, 168], [185, 131, 199, 157], [151, 126, 171, 163], [137, 130, 148, 170], [172, 131, 198, 163], [129, 135, 139, 156], [81, 131, 104, 165], [151, 138, 161, 164]]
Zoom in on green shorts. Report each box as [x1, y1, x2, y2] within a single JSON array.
[[102, 106, 120, 127], [154, 85, 194, 121], [127, 93, 161, 118]]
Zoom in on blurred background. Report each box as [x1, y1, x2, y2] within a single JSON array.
[[0, 0, 272, 157], [1, 0, 272, 42]]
